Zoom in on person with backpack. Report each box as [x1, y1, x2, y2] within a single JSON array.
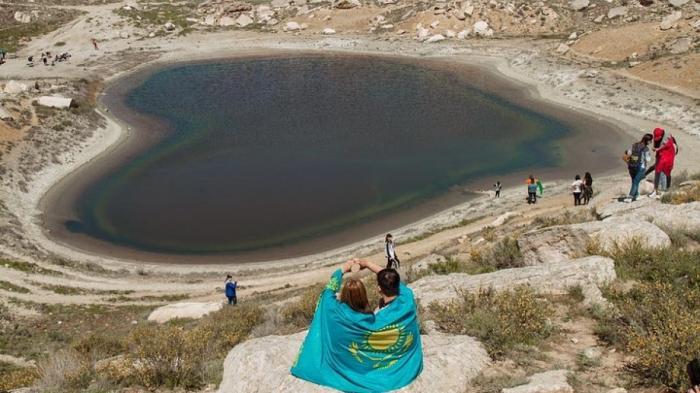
[[526, 175, 538, 204], [623, 133, 653, 203], [647, 127, 678, 199], [385, 234, 400, 269], [571, 175, 584, 206], [224, 275, 237, 305]]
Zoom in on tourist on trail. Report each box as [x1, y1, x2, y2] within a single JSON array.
[[385, 233, 400, 270], [291, 259, 422, 392], [647, 127, 678, 199], [224, 275, 237, 305], [623, 133, 652, 203], [571, 175, 584, 206], [494, 181, 502, 198], [583, 172, 593, 205], [526, 175, 538, 204], [92, 38, 99, 50]]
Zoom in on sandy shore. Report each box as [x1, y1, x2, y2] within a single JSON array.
[[2, 30, 700, 280]]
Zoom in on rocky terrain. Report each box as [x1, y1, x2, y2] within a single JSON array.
[[0, 0, 700, 391]]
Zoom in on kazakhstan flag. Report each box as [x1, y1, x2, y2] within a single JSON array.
[[291, 269, 423, 392]]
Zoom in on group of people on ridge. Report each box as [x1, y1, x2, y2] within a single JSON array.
[[570, 172, 593, 206], [623, 127, 678, 202]]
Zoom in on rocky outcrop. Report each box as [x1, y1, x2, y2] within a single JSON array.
[[410, 254, 446, 274], [36, 96, 73, 109], [217, 331, 490, 392], [502, 369, 573, 393], [572, 217, 670, 251], [411, 256, 615, 307], [147, 302, 223, 323], [598, 200, 700, 234], [519, 226, 590, 266]]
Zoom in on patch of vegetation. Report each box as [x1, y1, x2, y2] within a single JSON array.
[[0, 280, 31, 294], [54, 41, 66, 46], [0, 10, 81, 52], [593, 242, 700, 390], [532, 208, 598, 228], [114, 2, 195, 30], [427, 286, 556, 358], [105, 293, 189, 303], [469, 372, 529, 393], [280, 284, 324, 331], [470, 236, 523, 270], [0, 362, 39, 392], [660, 170, 700, 204], [0, 259, 62, 275]]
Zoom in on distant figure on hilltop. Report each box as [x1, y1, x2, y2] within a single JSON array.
[[583, 172, 593, 205], [571, 174, 584, 206], [224, 275, 237, 305], [623, 133, 653, 203], [385, 234, 400, 270], [526, 175, 538, 204], [493, 181, 502, 198]]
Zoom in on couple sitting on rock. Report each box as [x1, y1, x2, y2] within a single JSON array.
[[291, 259, 423, 392]]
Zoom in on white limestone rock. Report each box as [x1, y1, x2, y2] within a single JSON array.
[[36, 96, 73, 109], [457, 29, 470, 39], [502, 370, 573, 393], [411, 256, 616, 307], [217, 331, 490, 392], [3, 81, 29, 94], [284, 21, 302, 31], [607, 6, 627, 19], [235, 14, 254, 27], [473, 20, 493, 37], [669, 0, 688, 8], [569, 0, 589, 11], [518, 225, 590, 266], [271, 0, 289, 8], [660, 11, 682, 30], [322, 27, 336, 34], [14, 11, 33, 24], [425, 34, 446, 43], [598, 200, 700, 234], [557, 43, 570, 54], [147, 302, 223, 323], [0, 106, 12, 120]]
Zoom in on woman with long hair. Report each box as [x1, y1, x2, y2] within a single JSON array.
[[340, 278, 372, 314]]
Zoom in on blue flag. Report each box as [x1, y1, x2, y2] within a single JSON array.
[[291, 269, 423, 392]]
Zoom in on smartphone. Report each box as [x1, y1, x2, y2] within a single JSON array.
[[689, 358, 700, 386]]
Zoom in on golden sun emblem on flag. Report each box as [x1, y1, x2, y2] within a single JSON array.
[[348, 324, 414, 369]]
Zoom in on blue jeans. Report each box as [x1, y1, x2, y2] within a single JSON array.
[[227, 296, 237, 305], [628, 167, 645, 199]]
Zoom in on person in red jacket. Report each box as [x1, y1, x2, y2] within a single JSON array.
[[648, 127, 678, 199]]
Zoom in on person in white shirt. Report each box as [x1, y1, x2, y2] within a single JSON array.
[[571, 174, 584, 206], [385, 234, 400, 270]]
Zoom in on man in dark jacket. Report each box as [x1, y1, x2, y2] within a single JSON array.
[[225, 275, 237, 305]]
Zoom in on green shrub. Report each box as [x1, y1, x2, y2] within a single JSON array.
[[472, 237, 523, 270], [532, 208, 597, 228], [427, 286, 555, 357], [0, 365, 39, 391], [198, 304, 264, 357], [280, 284, 324, 330], [606, 239, 700, 286]]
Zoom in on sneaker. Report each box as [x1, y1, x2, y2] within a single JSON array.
[[623, 197, 632, 203], [648, 191, 657, 198]]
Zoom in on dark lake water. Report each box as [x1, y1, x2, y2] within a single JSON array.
[[67, 55, 572, 255]]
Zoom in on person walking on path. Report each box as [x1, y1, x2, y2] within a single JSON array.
[[583, 172, 593, 205], [91, 38, 99, 50], [526, 175, 538, 204], [493, 181, 502, 198], [647, 127, 678, 199], [224, 275, 237, 305], [571, 175, 584, 206], [623, 133, 652, 203], [385, 234, 400, 270]]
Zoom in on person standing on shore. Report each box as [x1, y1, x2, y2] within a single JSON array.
[[494, 181, 502, 198], [583, 172, 593, 205], [623, 133, 652, 203], [526, 175, 538, 204], [224, 275, 237, 305], [571, 175, 584, 206], [385, 234, 400, 270]]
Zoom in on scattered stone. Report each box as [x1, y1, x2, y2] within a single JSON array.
[[669, 0, 688, 7], [454, 10, 466, 20], [473, 20, 493, 36], [148, 302, 223, 323], [3, 81, 29, 94], [411, 256, 616, 307], [503, 370, 573, 393], [607, 6, 628, 19], [36, 96, 73, 109], [463, 4, 474, 16], [321, 27, 336, 34], [445, 29, 456, 38], [556, 43, 570, 54], [660, 11, 682, 30], [569, 0, 590, 11], [119, 31, 129, 39], [582, 347, 603, 362], [218, 331, 490, 392], [0, 106, 12, 120], [457, 29, 470, 39], [164, 22, 176, 31], [430, 20, 440, 28], [668, 37, 692, 54], [235, 14, 254, 27], [335, 0, 361, 9], [284, 21, 302, 31], [219, 16, 236, 26], [416, 26, 430, 40], [271, 0, 289, 8], [594, 15, 605, 23], [13, 11, 32, 24], [568, 32, 578, 40]]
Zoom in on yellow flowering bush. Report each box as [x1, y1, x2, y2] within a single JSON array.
[[428, 286, 555, 357], [0, 366, 39, 391]]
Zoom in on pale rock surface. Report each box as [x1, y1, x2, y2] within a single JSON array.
[[571, 217, 671, 251], [164, 22, 176, 31], [669, 0, 688, 7], [411, 256, 616, 307], [322, 28, 336, 34], [217, 331, 490, 392], [569, 0, 589, 11], [502, 370, 573, 393], [557, 43, 570, 54], [335, 0, 361, 9], [416, 26, 430, 40], [660, 11, 682, 30], [473, 20, 493, 37], [3, 81, 29, 94], [490, 211, 519, 227], [425, 34, 446, 43], [235, 14, 254, 27], [216, 16, 235, 26], [607, 6, 627, 19], [668, 37, 692, 54], [598, 200, 700, 234], [457, 29, 470, 39], [14, 11, 32, 23], [284, 21, 302, 31], [0, 106, 11, 120], [518, 225, 590, 266], [36, 96, 73, 109], [271, 0, 289, 8], [147, 302, 223, 323]]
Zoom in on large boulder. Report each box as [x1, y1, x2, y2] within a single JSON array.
[[14, 11, 33, 23], [572, 217, 671, 250], [3, 81, 29, 94], [411, 256, 615, 307], [518, 225, 590, 266], [503, 370, 573, 393], [598, 200, 700, 234], [147, 302, 223, 323], [217, 331, 490, 392], [36, 96, 73, 109]]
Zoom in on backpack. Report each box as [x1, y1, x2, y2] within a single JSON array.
[[626, 142, 645, 169]]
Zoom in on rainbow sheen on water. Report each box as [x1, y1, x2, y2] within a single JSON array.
[[69, 56, 568, 254]]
